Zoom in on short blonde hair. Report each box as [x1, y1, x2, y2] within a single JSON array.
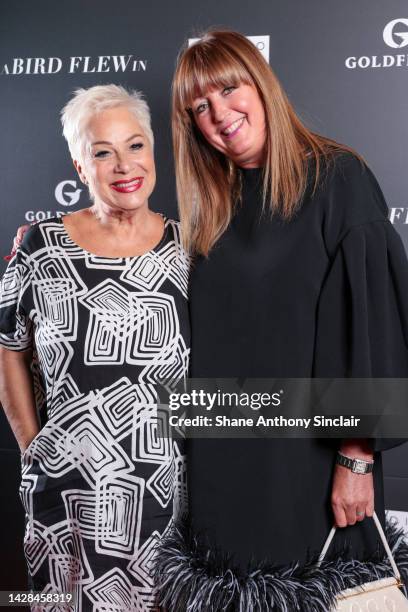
[[61, 84, 154, 162]]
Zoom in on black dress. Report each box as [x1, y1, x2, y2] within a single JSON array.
[[155, 154, 408, 611]]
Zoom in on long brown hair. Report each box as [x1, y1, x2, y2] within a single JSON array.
[[172, 29, 357, 256]]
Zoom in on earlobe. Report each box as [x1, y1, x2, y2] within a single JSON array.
[[73, 159, 88, 186]]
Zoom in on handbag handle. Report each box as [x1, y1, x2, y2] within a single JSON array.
[[316, 512, 401, 582]]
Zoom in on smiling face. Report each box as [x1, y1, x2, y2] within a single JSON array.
[[75, 106, 156, 215], [191, 83, 266, 168]]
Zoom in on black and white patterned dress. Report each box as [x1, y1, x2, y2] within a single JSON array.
[[0, 217, 190, 611]]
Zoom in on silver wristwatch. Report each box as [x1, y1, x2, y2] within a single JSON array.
[[336, 452, 374, 474]]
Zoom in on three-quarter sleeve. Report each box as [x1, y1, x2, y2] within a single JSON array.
[[0, 247, 33, 350], [314, 219, 408, 378], [314, 220, 408, 451], [313, 156, 408, 451]]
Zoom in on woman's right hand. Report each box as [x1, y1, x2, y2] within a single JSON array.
[[4, 224, 30, 261]]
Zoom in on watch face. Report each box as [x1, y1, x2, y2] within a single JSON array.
[[353, 459, 367, 474]]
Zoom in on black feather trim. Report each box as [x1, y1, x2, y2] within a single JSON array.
[[153, 516, 408, 611]]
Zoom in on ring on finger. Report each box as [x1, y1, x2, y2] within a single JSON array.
[[356, 511, 365, 517]]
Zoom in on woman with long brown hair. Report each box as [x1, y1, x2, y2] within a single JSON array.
[[155, 29, 408, 610]]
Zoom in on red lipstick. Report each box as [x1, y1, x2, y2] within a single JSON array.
[[111, 177, 144, 193]]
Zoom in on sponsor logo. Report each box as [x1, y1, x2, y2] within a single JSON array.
[[247, 36, 270, 63], [1, 55, 147, 76], [189, 35, 270, 63], [389, 207, 408, 224], [25, 210, 66, 223], [345, 18, 408, 69], [383, 18, 408, 48], [24, 180, 83, 222], [55, 180, 82, 207]]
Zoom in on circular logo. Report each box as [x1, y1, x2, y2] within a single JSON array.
[[55, 180, 82, 207], [383, 18, 408, 48]]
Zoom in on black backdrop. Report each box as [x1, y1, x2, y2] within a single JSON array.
[[1, 0, 408, 595]]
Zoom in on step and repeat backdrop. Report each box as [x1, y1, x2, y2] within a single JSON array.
[[1, 0, 407, 593]]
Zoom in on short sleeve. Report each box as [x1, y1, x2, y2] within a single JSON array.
[[0, 247, 33, 350]]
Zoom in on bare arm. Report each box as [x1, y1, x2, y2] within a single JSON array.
[[0, 347, 39, 453]]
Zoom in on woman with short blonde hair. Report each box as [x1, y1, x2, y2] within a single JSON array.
[[0, 84, 190, 611]]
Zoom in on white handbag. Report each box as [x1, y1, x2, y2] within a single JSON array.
[[317, 512, 408, 611]]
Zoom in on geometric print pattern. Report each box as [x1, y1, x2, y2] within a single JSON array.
[[0, 217, 190, 611]]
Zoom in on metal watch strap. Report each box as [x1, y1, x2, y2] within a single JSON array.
[[336, 452, 374, 474]]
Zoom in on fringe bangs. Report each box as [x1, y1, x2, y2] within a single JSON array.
[[174, 41, 253, 112]]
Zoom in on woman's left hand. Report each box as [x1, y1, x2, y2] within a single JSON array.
[[3, 224, 30, 261], [331, 440, 375, 528]]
